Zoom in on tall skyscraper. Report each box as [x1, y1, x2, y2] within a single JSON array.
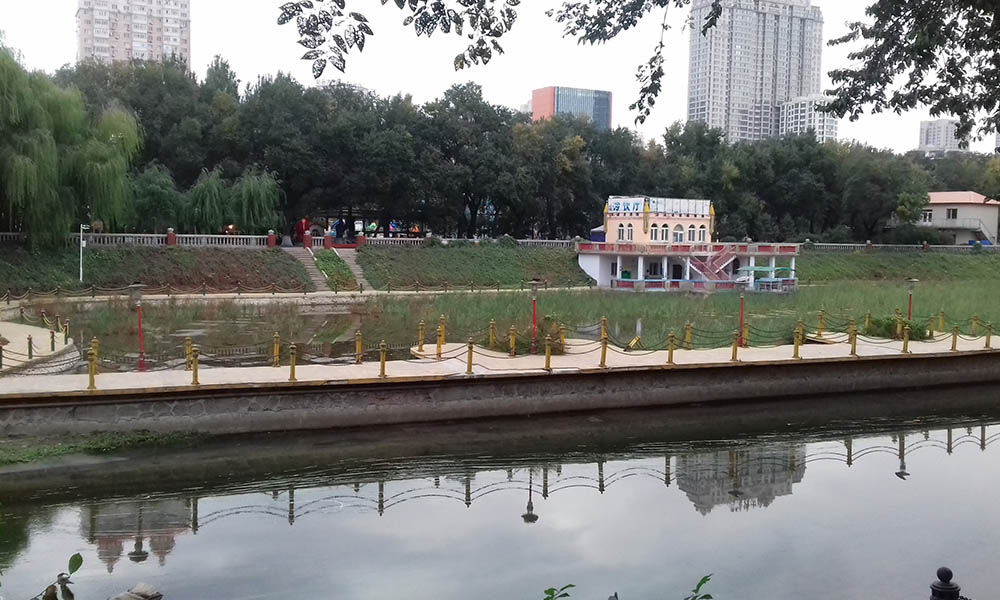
[[531, 87, 613, 130], [918, 119, 966, 153], [687, 0, 824, 143], [779, 95, 837, 142], [76, 0, 191, 64]]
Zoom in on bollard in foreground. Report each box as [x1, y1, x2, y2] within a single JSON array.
[[928, 315, 935, 337], [379, 340, 388, 378], [558, 326, 566, 352], [929, 567, 961, 600], [50, 330, 55, 352], [684, 321, 692, 351], [972, 315, 979, 337], [418, 320, 426, 352], [489, 319, 496, 348], [865, 311, 872, 332], [938, 310, 945, 331], [91, 337, 100, 374], [272, 332, 280, 368], [817, 310, 825, 338], [902, 325, 911, 354], [466, 337, 474, 375], [849, 318, 857, 357], [63, 319, 70, 345], [185, 337, 193, 371], [742, 322, 749, 348], [27, 335, 32, 360], [600, 316, 607, 339], [289, 344, 297, 381], [730, 332, 739, 362], [191, 346, 200, 386], [439, 315, 447, 345], [355, 330, 363, 364], [436, 325, 443, 359], [667, 332, 675, 365], [544, 334, 552, 372], [951, 327, 959, 352], [87, 348, 96, 390], [793, 320, 803, 360], [600, 333, 608, 369], [987, 324, 993, 349]]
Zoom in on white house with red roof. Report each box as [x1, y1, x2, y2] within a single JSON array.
[[920, 191, 1000, 245]]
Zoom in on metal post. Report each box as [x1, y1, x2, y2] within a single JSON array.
[[972, 315, 979, 337], [0, 347, 3, 369], [684, 321, 692, 350], [986, 324, 993, 349], [439, 315, 446, 346], [849, 319, 857, 357], [544, 335, 552, 372], [730, 332, 739, 362], [938, 310, 945, 331], [50, 330, 55, 352], [742, 322, 750, 348], [928, 315, 935, 337], [896, 312, 903, 338], [902, 325, 911, 354], [738, 294, 744, 347], [865, 311, 872, 332], [418, 320, 425, 352], [466, 337, 474, 375], [489, 319, 496, 348], [289, 344, 297, 381], [27, 335, 32, 360], [817, 310, 825, 338], [951, 327, 959, 352], [63, 319, 70, 345], [600, 316, 607, 339], [509, 326, 516, 357], [436, 325, 443, 359], [355, 330, 363, 364], [379, 340, 387, 378], [87, 348, 96, 390], [185, 337, 193, 371], [272, 332, 280, 367], [600, 333, 608, 368], [793, 321, 802, 360], [667, 332, 675, 365], [191, 346, 200, 385], [929, 567, 961, 600], [558, 326, 566, 352], [91, 337, 99, 373]]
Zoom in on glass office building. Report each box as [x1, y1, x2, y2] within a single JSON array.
[[531, 87, 613, 130]]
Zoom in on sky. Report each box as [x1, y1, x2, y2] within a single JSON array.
[[1, 0, 997, 154]]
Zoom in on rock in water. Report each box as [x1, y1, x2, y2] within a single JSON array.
[[109, 583, 163, 600]]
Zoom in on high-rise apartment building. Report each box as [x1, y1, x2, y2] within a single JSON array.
[[778, 95, 837, 142], [918, 119, 966, 153], [76, 0, 191, 64], [687, 0, 824, 143], [531, 87, 613, 130]]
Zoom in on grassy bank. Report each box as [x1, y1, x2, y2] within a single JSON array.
[[0, 246, 312, 293], [313, 250, 358, 290], [357, 243, 591, 289], [0, 431, 203, 466], [798, 250, 1000, 282]]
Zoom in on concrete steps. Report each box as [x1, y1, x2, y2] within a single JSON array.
[[336, 248, 373, 290], [281, 247, 328, 291]]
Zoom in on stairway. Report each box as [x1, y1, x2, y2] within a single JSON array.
[[281, 246, 328, 291], [336, 248, 373, 290]]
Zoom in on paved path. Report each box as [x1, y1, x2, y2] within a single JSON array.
[[0, 332, 993, 398], [335, 248, 373, 290], [0, 322, 76, 372]]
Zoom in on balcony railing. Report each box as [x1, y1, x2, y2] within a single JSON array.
[[578, 242, 800, 255]]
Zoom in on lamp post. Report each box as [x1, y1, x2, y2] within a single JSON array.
[[906, 278, 919, 320], [79, 224, 91, 283], [521, 469, 539, 524], [895, 433, 909, 480], [529, 279, 542, 354]]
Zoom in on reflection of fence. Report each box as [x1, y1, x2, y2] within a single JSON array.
[[2, 282, 309, 302]]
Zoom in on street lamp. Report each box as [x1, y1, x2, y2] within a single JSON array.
[[905, 278, 919, 320], [521, 469, 539, 524], [529, 279, 542, 354], [79, 224, 91, 283]]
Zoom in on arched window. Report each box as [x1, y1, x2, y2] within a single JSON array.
[[688, 225, 696, 242], [627, 223, 634, 241], [618, 223, 625, 241], [698, 225, 707, 242], [650, 224, 659, 241], [673, 225, 684, 243]]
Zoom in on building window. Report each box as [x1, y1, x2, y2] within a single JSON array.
[[611, 261, 617, 276], [648, 262, 661, 277], [946, 208, 958, 219], [627, 223, 634, 241], [921, 209, 933, 224], [618, 223, 625, 241], [688, 225, 696, 242], [650, 224, 659, 241], [673, 225, 685, 243], [698, 225, 707, 242]]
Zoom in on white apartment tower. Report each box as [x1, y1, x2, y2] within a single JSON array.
[[779, 95, 837, 142], [76, 0, 191, 64], [688, 0, 824, 143], [918, 119, 965, 153]]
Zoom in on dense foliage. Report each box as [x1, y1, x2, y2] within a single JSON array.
[[7, 50, 1000, 243]]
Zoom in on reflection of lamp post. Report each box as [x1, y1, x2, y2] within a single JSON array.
[[895, 433, 909, 480], [521, 470, 539, 524], [129, 284, 146, 371], [906, 278, 919, 320], [128, 505, 149, 563], [529, 279, 542, 354]]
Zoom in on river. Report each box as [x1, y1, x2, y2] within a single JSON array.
[[1, 388, 998, 599]]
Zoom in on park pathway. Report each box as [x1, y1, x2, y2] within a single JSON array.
[[281, 246, 329, 291], [336, 248, 373, 290]]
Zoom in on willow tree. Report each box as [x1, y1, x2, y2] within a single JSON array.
[[186, 167, 227, 233], [228, 168, 282, 234], [0, 44, 141, 245]]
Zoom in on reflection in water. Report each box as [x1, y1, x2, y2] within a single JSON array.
[[2, 412, 1000, 600]]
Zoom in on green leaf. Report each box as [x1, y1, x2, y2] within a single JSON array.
[[68, 552, 83, 574]]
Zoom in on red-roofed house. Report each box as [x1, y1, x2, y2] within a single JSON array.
[[921, 191, 1000, 244]]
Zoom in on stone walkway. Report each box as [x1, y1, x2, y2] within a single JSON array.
[[0, 332, 993, 398], [0, 322, 76, 373]]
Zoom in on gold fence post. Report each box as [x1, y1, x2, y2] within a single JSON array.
[[895, 311, 903, 338], [63, 319, 70, 345], [793, 321, 802, 360], [87, 348, 96, 390], [600, 316, 607, 340], [418, 320, 426, 352], [951, 327, 959, 352], [902, 325, 910, 354], [27, 335, 32, 360], [467, 337, 474, 375], [972, 315, 979, 337], [272, 332, 280, 368], [742, 322, 750, 348], [91, 337, 99, 373], [544, 335, 552, 372], [684, 321, 692, 350], [938, 310, 945, 331], [558, 326, 566, 352], [928, 316, 935, 337], [986, 324, 993, 349], [600, 333, 608, 368], [354, 330, 363, 364], [289, 343, 297, 382], [849, 318, 857, 357], [489, 319, 496, 348], [379, 340, 388, 378], [185, 336, 193, 371], [191, 346, 200, 385], [436, 325, 443, 359], [509, 326, 517, 357], [667, 332, 675, 365], [50, 330, 55, 352], [865, 311, 872, 332], [817, 310, 825, 338], [730, 332, 739, 362], [439, 315, 446, 346]]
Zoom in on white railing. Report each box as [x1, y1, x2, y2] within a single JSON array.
[[808, 243, 1000, 252], [175, 234, 268, 247], [0, 232, 26, 243], [311, 236, 327, 249], [71, 233, 167, 246], [363, 237, 424, 246], [516, 239, 575, 248]]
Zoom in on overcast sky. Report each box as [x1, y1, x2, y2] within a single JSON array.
[[2, 0, 997, 153]]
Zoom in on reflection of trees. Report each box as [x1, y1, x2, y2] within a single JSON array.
[[0, 507, 57, 577]]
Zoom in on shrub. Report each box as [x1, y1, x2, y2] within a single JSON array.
[[864, 316, 930, 340]]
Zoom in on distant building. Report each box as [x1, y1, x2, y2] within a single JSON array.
[[687, 0, 824, 143], [76, 0, 191, 64], [530, 87, 612, 130], [918, 191, 999, 245], [995, 132, 1000, 153], [918, 119, 966, 154], [676, 445, 807, 515], [779, 95, 838, 142]]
